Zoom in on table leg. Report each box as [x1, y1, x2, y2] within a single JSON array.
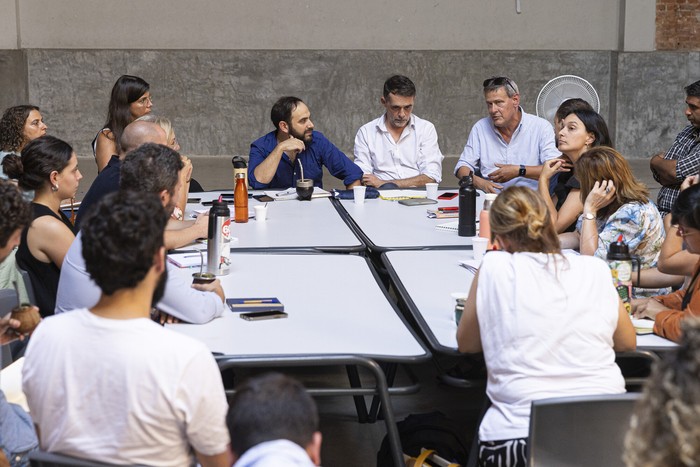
[[368, 362, 397, 422], [345, 365, 369, 423]]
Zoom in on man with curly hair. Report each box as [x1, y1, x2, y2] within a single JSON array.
[[0, 179, 32, 303], [22, 191, 232, 467], [0, 105, 46, 179]]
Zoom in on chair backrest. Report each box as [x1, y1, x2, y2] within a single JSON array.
[[29, 450, 150, 467], [527, 393, 640, 467], [18, 267, 37, 305]]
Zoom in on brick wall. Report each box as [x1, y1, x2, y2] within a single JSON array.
[[656, 0, 700, 50]]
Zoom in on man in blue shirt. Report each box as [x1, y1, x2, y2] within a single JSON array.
[[454, 77, 559, 193], [248, 97, 362, 189]]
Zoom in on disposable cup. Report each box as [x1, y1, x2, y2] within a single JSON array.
[[472, 237, 489, 260], [353, 186, 366, 204], [425, 183, 439, 200], [254, 205, 268, 221]]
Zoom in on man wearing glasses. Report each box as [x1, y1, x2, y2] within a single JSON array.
[[454, 76, 560, 193]]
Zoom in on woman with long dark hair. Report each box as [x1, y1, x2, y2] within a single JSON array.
[[0, 105, 47, 178], [93, 75, 152, 172]]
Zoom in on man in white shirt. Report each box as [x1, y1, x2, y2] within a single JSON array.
[[55, 143, 225, 323], [227, 373, 322, 467], [354, 75, 443, 188], [455, 76, 560, 193], [23, 191, 232, 467]]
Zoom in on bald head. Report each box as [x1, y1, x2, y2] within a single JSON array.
[[119, 121, 168, 156]]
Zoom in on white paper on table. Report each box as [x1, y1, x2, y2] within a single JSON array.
[[168, 252, 208, 268], [379, 189, 427, 200]]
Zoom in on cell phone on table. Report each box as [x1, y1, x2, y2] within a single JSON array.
[[399, 198, 437, 206], [187, 197, 201, 204], [253, 195, 275, 202], [438, 192, 458, 200], [240, 310, 288, 321]]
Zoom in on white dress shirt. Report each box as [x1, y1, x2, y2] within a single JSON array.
[[454, 109, 560, 190], [354, 114, 443, 183]]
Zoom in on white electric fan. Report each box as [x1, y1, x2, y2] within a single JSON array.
[[536, 75, 600, 124]]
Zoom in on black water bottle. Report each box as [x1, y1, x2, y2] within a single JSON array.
[[458, 175, 477, 237]]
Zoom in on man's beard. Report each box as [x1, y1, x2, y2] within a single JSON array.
[[151, 266, 168, 308], [289, 126, 313, 144]]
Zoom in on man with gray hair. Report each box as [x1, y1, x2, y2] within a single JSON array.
[[454, 76, 559, 193], [651, 79, 700, 216]]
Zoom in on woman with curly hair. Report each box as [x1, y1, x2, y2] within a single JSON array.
[[624, 318, 700, 466], [93, 75, 152, 172], [0, 105, 47, 178], [457, 186, 635, 467], [2, 135, 82, 317]]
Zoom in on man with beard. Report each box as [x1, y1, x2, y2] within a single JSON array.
[[55, 143, 225, 323], [248, 96, 362, 189], [454, 76, 559, 193], [354, 75, 443, 188], [651, 80, 700, 216], [22, 190, 232, 467]]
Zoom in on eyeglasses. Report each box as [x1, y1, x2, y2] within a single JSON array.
[[135, 95, 153, 106], [483, 76, 518, 95], [676, 225, 700, 238]]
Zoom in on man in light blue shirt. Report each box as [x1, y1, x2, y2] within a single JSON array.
[[455, 77, 560, 193]]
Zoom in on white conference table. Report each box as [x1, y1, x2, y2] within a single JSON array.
[[381, 249, 678, 354], [185, 191, 364, 252], [166, 252, 429, 361], [166, 252, 429, 466], [336, 189, 486, 251]]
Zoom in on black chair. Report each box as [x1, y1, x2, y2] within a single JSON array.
[[29, 451, 150, 467], [527, 393, 641, 467]]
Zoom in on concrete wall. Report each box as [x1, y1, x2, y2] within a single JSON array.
[[3, 48, 694, 164], [7, 0, 628, 51]]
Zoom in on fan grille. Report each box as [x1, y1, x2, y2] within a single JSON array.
[[536, 75, 600, 123]]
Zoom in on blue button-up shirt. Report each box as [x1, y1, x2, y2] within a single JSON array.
[[248, 130, 362, 189]]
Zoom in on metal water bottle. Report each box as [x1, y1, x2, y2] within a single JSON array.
[[458, 175, 477, 237], [232, 156, 248, 190], [207, 199, 231, 276], [234, 173, 248, 224], [607, 234, 640, 313]]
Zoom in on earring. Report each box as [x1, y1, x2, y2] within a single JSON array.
[[51, 184, 59, 192]]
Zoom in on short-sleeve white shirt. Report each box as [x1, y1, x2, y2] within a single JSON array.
[[454, 109, 560, 190], [22, 309, 230, 466], [354, 114, 443, 183], [476, 251, 625, 441]]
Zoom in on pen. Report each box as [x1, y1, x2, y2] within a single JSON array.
[[241, 299, 274, 304]]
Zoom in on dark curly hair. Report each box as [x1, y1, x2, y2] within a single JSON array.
[[0, 179, 31, 248], [624, 318, 700, 466], [2, 135, 73, 191], [119, 143, 183, 196], [102, 75, 150, 155], [0, 105, 40, 152], [81, 191, 168, 296]]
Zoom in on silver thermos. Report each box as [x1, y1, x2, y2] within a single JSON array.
[[207, 200, 231, 275]]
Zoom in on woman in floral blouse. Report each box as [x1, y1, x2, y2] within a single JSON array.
[[560, 146, 682, 297]]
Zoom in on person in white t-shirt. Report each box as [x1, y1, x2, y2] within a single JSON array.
[[22, 191, 232, 467], [457, 186, 636, 467], [227, 373, 321, 467], [354, 75, 443, 188]]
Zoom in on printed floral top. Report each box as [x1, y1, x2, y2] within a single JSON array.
[[576, 200, 668, 298]]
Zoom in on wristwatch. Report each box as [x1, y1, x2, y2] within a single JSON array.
[[582, 212, 596, 221], [519, 165, 526, 176]]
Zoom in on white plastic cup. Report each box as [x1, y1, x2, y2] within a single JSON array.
[[425, 183, 439, 200], [472, 237, 488, 260], [253, 205, 268, 221], [353, 186, 367, 204]]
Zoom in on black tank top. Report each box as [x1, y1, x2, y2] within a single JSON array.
[[16, 203, 76, 317]]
